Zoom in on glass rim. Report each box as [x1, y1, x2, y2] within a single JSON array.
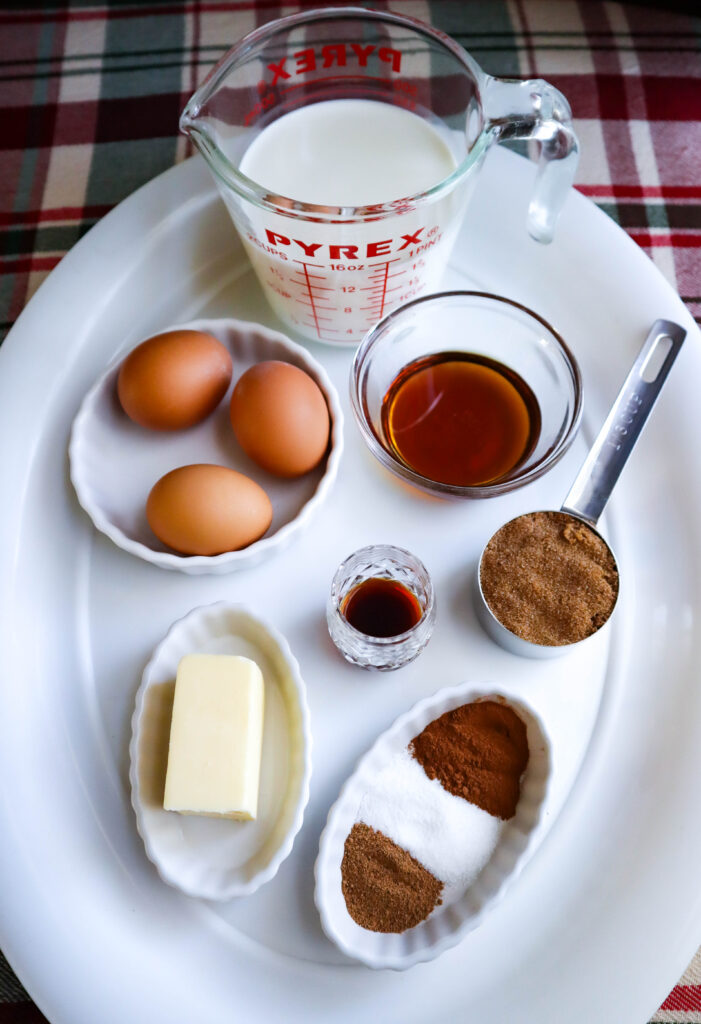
[[179, 5, 491, 224], [329, 543, 435, 646], [350, 290, 584, 499]]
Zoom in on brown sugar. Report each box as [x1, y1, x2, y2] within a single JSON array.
[[410, 700, 529, 820], [480, 510, 619, 646], [341, 823, 443, 932]]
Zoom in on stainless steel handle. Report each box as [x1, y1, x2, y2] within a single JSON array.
[[561, 319, 687, 527]]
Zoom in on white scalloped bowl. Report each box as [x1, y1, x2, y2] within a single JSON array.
[[314, 683, 550, 969], [129, 602, 312, 900], [69, 318, 343, 574]]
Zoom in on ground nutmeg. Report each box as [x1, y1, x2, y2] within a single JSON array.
[[341, 823, 443, 933]]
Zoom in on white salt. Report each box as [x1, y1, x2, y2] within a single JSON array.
[[357, 748, 503, 905]]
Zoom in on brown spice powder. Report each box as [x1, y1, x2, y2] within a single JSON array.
[[341, 822, 443, 933], [410, 700, 529, 820], [480, 510, 619, 646]]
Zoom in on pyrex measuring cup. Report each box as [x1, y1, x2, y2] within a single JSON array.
[[180, 7, 579, 345]]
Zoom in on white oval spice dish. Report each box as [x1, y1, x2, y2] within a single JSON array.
[[69, 317, 343, 574], [129, 602, 312, 900], [314, 683, 550, 970]]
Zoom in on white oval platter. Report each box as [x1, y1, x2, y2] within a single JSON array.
[[0, 146, 699, 1024]]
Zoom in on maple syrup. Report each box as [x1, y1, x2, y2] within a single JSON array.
[[341, 577, 423, 638], [380, 351, 541, 487]]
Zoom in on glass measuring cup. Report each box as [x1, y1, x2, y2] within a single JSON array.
[[180, 7, 579, 345]]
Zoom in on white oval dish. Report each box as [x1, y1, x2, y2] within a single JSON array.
[[129, 601, 312, 900], [314, 683, 550, 969], [69, 317, 343, 574]]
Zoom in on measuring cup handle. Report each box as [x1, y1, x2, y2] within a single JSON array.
[[483, 76, 579, 243]]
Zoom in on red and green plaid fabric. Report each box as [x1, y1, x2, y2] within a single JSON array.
[[1, 1, 700, 1021]]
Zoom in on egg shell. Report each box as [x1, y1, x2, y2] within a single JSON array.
[[230, 360, 330, 478], [118, 329, 233, 431], [146, 465, 273, 556]]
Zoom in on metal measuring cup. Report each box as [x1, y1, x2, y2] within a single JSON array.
[[475, 319, 687, 658]]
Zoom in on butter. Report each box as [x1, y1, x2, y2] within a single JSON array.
[[163, 654, 265, 820]]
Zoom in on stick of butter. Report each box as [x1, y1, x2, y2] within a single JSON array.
[[163, 654, 265, 821]]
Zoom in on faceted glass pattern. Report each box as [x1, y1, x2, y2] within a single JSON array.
[[326, 544, 435, 671]]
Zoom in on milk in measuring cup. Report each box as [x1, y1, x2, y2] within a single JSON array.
[[232, 100, 468, 344]]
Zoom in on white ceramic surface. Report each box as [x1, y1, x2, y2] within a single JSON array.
[[69, 318, 344, 573], [129, 602, 312, 900], [315, 685, 549, 969], [0, 148, 700, 1024]]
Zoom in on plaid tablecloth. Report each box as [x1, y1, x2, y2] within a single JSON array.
[[1, 1, 699, 1021]]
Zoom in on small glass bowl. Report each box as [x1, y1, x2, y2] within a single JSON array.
[[326, 545, 435, 671], [350, 291, 582, 499]]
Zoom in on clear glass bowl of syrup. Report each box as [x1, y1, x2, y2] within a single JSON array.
[[327, 545, 435, 671], [350, 291, 582, 499]]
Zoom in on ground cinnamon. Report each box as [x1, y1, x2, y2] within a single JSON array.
[[480, 510, 619, 646], [341, 822, 443, 932], [410, 700, 529, 819]]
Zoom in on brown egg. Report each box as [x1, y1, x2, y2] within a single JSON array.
[[230, 360, 330, 478], [146, 464, 272, 556], [117, 329, 232, 430]]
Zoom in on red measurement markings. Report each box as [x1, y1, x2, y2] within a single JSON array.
[[300, 318, 341, 342], [293, 260, 337, 339], [291, 279, 334, 291], [293, 269, 325, 280], [293, 296, 335, 309], [359, 259, 406, 317]]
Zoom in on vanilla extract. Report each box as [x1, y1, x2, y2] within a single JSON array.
[[341, 577, 423, 639]]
